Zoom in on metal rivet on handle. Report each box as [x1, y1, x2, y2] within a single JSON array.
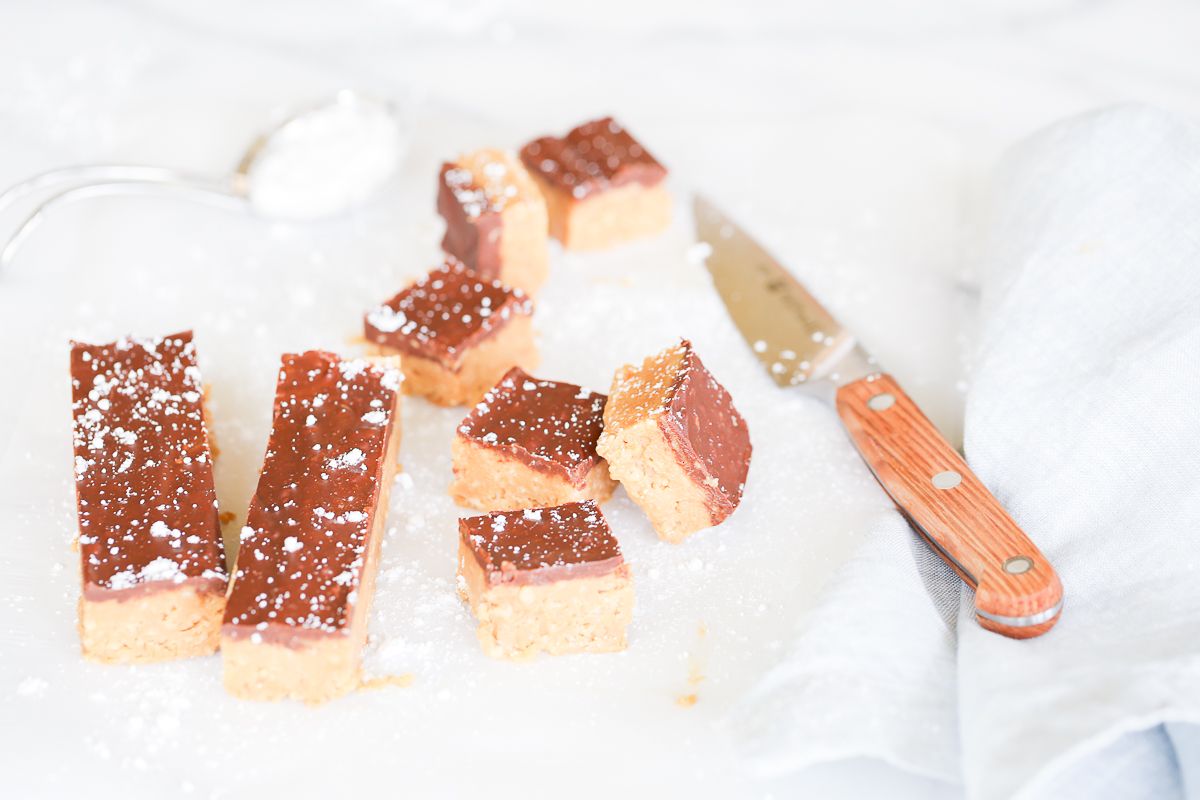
[[932, 470, 961, 489], [867, 392, 895, 411], [1003, 556, 1034, 575]]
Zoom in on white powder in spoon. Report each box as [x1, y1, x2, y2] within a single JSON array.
[[247, 95, 403, 220]]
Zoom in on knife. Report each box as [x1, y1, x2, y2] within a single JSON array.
[[694, 195, 1063, 638]]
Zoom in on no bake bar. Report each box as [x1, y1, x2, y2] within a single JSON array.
[[438, 148, 549, 294], [364, 260, 537, 406], [450, 367, 615, 511], [597, 340, 751, 543], [519, 116, 670, 251], [457, 500, 633, 660], [70, 332, 227, 663], [221, 351, 402, 703]]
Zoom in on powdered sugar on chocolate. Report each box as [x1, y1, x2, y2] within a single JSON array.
[[442, 158, 519, 219], [363, 260, 533, 367], [457, 367, 607, 485], [519, 116, 667, 200], [70, 332, 226, 598], [222, 351, 400, 642], [460, 500, 623, 586]]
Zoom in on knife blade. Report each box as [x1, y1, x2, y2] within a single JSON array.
[[694, 195, 1063, 638]]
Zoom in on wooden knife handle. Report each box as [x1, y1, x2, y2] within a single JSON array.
[[835, 373, 1063, 638]]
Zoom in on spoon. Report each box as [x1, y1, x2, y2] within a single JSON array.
[[0, 90, 405, 269]]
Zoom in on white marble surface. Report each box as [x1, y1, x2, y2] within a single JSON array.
[[1, 1, 1199, 797]]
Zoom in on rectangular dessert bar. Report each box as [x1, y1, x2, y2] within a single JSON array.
[[519, 116, 671, 251], [71, 332, 227, 663], [438, 148, 550, 295], [450, 367, 616, 511], [457, 500, 633, 660], [597, 340, 752, 543], [364, 260, 537, 406], [221, 351, 402, 703]]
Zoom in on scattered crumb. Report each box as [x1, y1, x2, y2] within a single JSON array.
[[359, 673, 415, 691], [676, 693, 698, 708]]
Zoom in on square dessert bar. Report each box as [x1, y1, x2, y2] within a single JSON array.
[[519, 116, 671, 251], [364, 260, 537, 406], [438, 148, 549, 294], [70, 332, 227, 663], [221, 352, 402, 704], [597, 340, 752, 543], [450, 367, 616, 511], [457, 500, 633, 660]]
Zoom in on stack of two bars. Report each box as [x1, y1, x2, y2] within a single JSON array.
[[71, 334, 403, 704]]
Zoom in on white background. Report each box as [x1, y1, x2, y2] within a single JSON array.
[[1, 1, 1199, 797]]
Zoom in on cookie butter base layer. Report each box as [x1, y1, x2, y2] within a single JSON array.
[[534, 176, 672, 251], [457, 539, 633, 661], [78, 583, 224, 664], [220, 377, 402, 705], [449, 436, 617, 511], [597, 418, 715, 544], [495, 197, 550, 294], [371, 316, 537, 407]]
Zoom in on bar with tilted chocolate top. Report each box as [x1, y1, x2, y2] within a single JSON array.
[[221, 351, 402, 703], [597, 339, 752, 543], [70, 332, 227, 663], [437, 148, 549, 294], [450, 367, 615, 511], [364, 260, 537, 406], [519, 116, 670, 251], [457, 500, 633, 660]]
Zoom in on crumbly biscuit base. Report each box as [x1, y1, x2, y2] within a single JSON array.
[[79, 584, 224, 664], [533, 177, 671, 251], [448, 436, 616, 512], [372, 316, 538, 407], [220, 357, 402, 704], [457, 539, 633, 660], [597, 418, 714, 543]]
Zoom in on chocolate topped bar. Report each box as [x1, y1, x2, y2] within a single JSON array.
[[436, 149, 550, 295], [606, 339, 751, 524], [520, 117, 667, 200], [364, 260, 533, 368], [437, 150, 521, 274], [222, 351, 402, 644], [458, 367, 606, 484], [71, 332, 226, 600], [460, 500, 623, 587], [438, 163, 503, 276]]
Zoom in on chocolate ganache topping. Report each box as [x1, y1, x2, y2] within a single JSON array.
[[458, 367, 607, 486], [364, 260, 533, 368], [222, 351, 401, 644], [520, 116, 667, 200], [70, 331, 226, 600], [460, 500, 624, 587]]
